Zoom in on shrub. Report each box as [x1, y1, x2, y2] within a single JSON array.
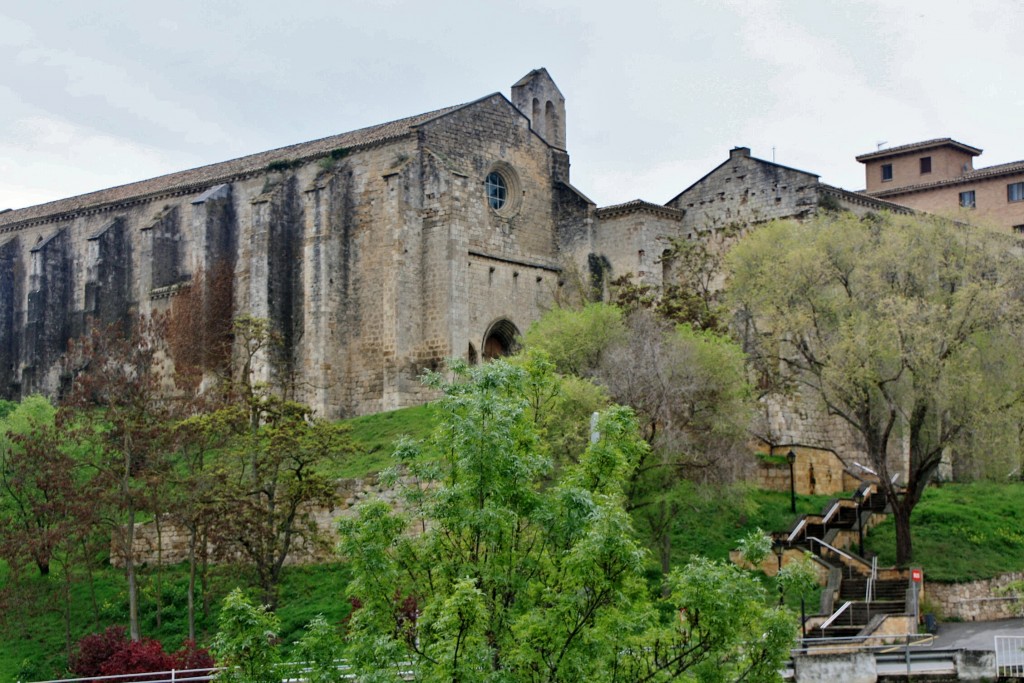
[[70, 626, 213, 681]]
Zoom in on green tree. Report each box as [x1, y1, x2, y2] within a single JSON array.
[[170, 400, 238, 640], [291, 614, 346, 683], [211, 588, 282, 683], [727, 212, 1024, 565], [526, 306, 755, 572], [0, 396, 101, 661], [777, 552, 819, 633], [521, 303, 627, 376], [339, 360, 792, 681], [62, 318, 176, 642], [214, 394, 350, 608], [0, 396, 62, 575], [509, 349, 609, 468]]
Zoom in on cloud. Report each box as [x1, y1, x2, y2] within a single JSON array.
[[0, 110, 199, 210], [7, 43, 229, 147]]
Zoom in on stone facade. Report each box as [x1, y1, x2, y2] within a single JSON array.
[[666, 146, 910, 237], [0, 69, 668, 417], [0, 69, 913, 442], [755, 445, 853, 497]]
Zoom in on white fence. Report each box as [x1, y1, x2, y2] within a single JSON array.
[[997, 635, 1024, 678], [22, 669, 219, 683]]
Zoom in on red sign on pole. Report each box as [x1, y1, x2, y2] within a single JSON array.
[[911, 568, 923, 583]]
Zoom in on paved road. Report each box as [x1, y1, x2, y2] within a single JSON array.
[[927, 618, 1024, 650]]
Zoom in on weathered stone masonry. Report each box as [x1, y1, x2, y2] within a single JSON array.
[[0, 69, 655, 418], [0, 67, 909, 466]]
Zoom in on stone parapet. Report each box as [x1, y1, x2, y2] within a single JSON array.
[[926, 572, 1024, 622]]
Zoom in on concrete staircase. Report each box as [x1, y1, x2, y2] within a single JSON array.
[[770, 479, 917, 646]]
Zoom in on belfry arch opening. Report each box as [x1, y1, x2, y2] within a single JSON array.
[[482, 319, 520, 361]]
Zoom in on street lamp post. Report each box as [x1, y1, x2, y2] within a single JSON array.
[[855, 489, 865, 557], [787, 449, 797, 514], [773, 543, 785, 606], [800, 597, 806, 640]]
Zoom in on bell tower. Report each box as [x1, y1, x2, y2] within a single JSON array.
[[511, 68, 566, 150]]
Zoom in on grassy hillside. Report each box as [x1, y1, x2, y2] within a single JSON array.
[[325, 402, 439, 479], [0, 562, 353, 682], [668, 485, 838, 565], [3, 398, 1021, 679], [867, 482, 1024, 581]]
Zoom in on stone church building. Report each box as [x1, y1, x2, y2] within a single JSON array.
[[0, 68, 901, 420]]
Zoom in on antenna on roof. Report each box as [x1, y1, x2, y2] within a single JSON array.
[[772, 146, 776, 163], [876, 141, 887, 150]]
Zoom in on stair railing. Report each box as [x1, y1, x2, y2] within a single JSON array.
[[865, 556, 877, 604], [806, 536, 855, 563], [819, 600, 853, 631], [821, 500, 841, 525]]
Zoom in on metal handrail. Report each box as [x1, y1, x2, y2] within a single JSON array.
[[865, 556, 878, 603], [787, 518, 807, 543], [822, 501, 841, 524], [794, 631, 933, 650], [806, 536, 865, 566], [21, 659, 409, 683], [819, 600, 853, 630], [851, 462, 877, 476]]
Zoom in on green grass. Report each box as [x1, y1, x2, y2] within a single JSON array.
[[0, 403, 437, 679], [326, 403, 439, 479], [867, 482, 1024, 582], [4, 426, 1020, 680], [668, 483, 839, 564], [0, 561, 353, 682]]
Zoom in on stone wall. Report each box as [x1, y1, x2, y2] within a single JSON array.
[[755, 445, 851, 496], [584, 202, 684, 291], [926, 572, 1024, 621], [792, 652, 876, 683], [762, 392, 869, 467], [0, 72, 609, 418], [666, 147, 820, 235], [111, 474, 425, 568]]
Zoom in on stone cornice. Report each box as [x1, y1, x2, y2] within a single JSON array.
[[595, 200, 684, 221]]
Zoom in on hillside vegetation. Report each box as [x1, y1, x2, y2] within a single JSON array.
[[867, 482, 1024, 582], [4, 419, 1020, 682]]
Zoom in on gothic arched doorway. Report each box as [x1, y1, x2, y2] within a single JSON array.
[[482, 319, 520, 361]]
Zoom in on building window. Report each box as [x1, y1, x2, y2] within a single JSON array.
[[881, 164, 893, 182], [920, 156, 932, 174], [1008, 182, 1024, 203], [1014, 224, 1024, 235], [959, 190, 976, 209], [485, 172, 507, 210]]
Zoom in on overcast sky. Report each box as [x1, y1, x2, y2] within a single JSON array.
[[2, 0, 1021, 211]]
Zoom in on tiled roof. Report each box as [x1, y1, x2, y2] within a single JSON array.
[[596, 199, 684, 220], [855, 138, 982, 162], [0, 103, 467, 229], [866, 160, 1024, 198]]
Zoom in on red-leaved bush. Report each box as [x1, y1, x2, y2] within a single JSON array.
[[71, 626, 214, 681]]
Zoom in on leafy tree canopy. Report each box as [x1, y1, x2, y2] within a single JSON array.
[[338, 359, 792, 682], [726, 212, 1024, 564]]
